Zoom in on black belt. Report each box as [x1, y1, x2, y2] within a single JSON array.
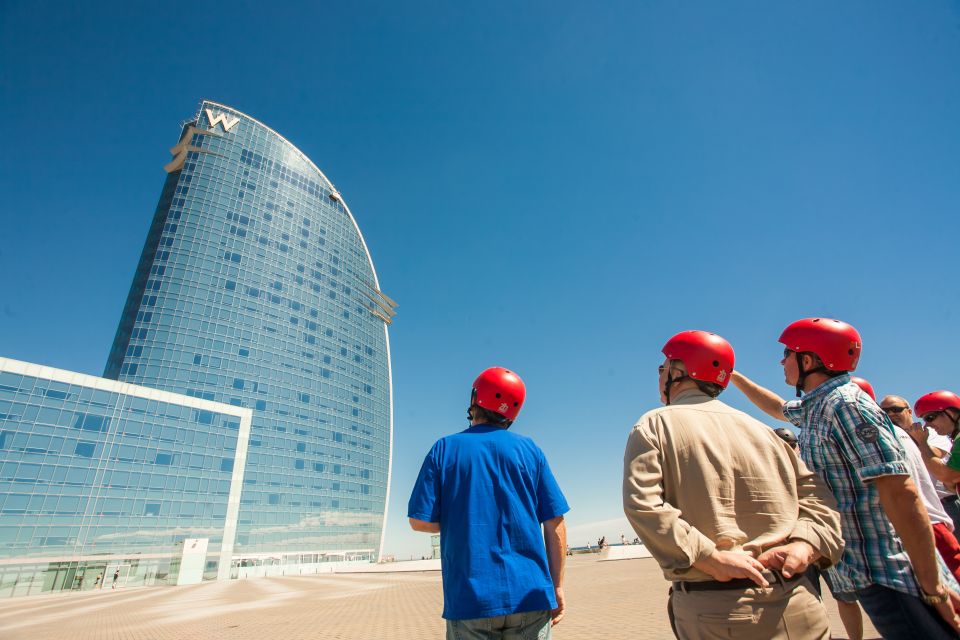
[[674, 572, 803, 592]]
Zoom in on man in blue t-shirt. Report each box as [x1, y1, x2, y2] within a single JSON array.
[[408, 367, 569, 639]]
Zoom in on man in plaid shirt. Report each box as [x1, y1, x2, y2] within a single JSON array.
[[731, 318, 960, 639]]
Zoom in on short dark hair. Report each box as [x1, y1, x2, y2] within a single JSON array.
[[668, 359, 723, 397], [799, 352, 845, 377], [470, 404, 511, 427], [694, 380, 724, 398]]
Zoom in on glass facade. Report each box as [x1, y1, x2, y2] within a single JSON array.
[[0, 358, 251, 597], [104, 101, 394, 563]]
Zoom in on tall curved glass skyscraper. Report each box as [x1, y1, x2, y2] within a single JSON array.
[[105, 101, 394, 566]]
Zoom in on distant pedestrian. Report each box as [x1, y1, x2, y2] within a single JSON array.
[[94, 573, 102, 588], [112, 569, 119, 589]]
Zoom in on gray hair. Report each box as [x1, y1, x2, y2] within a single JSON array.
[[669, 359, 723, 398]]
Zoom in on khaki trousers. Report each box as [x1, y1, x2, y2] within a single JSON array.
[[671, 577, 830, 640]]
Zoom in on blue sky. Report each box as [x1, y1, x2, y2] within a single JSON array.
[[2, 2, 959, 559]]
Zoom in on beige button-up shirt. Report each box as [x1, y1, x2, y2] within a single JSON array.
[[623, 388, 843, 582]]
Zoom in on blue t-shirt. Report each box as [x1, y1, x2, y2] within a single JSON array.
[[407, 424, 569, 620]]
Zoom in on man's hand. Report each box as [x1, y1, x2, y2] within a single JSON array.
[[550, 586, 565, 626], [757, 540, 819, 578], [926, 585, 960, 634], [908, 421, 929, 447], [874, 474, 960, 633], [693, 550, 769, 587]]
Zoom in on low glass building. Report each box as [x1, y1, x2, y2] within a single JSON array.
[[0, 357, 252, 597]]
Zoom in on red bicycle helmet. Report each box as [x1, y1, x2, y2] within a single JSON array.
[[914, 391, 960, 417], [850, 376, 876, 401], [661, 330, 735, 388], [779, 318, 862, 371], [472, 367, 526, 422]]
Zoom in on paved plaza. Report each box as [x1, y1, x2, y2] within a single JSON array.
[[1, 556, 877, 640]]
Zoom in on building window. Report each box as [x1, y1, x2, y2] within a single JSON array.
[[74, 442, 96, 458]]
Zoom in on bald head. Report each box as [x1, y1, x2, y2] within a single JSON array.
[[879, 395, 913, 428]]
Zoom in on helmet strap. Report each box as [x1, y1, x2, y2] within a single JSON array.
[[467, 389, 478, 425], [664, 371, 690, 405], [794, 353, 806, 397], [947, 409, 960, 438], [794, 352, 828, 397]]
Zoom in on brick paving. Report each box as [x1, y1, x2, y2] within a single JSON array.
[[0, 556, 878, 639]]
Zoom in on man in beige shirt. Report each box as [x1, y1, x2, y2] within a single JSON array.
[[623, 330, 843, 640]]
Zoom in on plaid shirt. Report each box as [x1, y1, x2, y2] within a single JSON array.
[[784, 373, 959, 596]]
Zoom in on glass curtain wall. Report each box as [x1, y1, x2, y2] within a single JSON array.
[[104, 102, 393, 563], [0, 360, 250, 597]]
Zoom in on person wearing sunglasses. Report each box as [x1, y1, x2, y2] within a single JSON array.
[[623, 330, 842, 640], [878, 394, 960, 585], [911, 392, 960, 489], [729, 318, 960, 639], [882, 395, 960, 531]]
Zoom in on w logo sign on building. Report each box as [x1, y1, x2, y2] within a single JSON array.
[[205, 108, 240, 132]]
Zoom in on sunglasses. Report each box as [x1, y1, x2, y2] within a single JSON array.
[[783, 348, 794, 359], [923, 411, 945, 423], [659, 365, 685, 376], [882, 406, 908, 415]]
